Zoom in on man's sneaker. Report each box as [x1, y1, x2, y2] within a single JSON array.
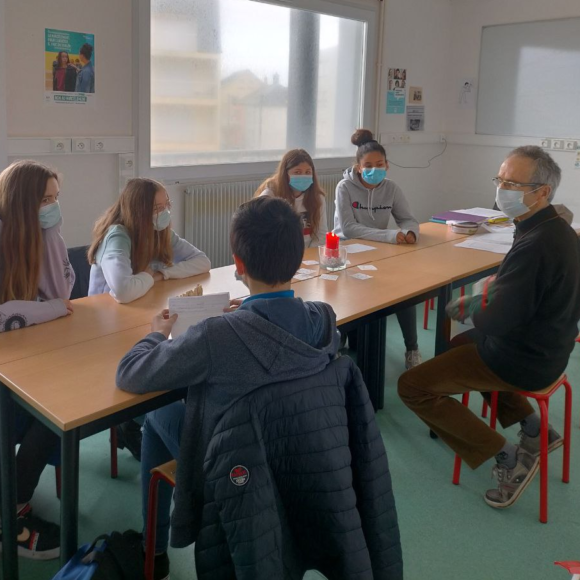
[[519, 426, 563, 457], [154, 551, 170, 580], [405, 349, 422, 369], [484, 447, 539, 509], [116, 420, 143, 462], [0, 511, 61, 560]]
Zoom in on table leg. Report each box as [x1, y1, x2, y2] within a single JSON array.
[[356, 317, 387, 411], [60, 429, 80, 567], [435, 284, 452, 356], [0, 385, 19, 580]]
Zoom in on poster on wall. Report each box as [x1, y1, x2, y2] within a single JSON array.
[[406, 106, 425, 131], [44, 28, 95, 106], [409, 86, 423, 105], [458, 78, 476, 109], [387, 67, 407, 91], [387, 89, 406, 114]]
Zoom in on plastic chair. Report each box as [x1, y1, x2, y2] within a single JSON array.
[[423, 287, 465, 330], [452, 375, 572, 523], [144, 460, 177, 580], [555, 561, 580, 580]]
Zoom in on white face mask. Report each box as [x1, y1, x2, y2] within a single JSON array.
[[39, 201, 62, 229], [153, 209, 171, 231], [495, 186, 542, 219]]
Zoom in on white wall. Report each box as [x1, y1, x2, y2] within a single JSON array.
[[0, 0, 7, 171], [378, 0, 453, 223], [4, 0, 132, 246], [443, 0, 580, 219]]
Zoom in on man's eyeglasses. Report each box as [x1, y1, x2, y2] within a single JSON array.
[[492, 177, 543, 190]]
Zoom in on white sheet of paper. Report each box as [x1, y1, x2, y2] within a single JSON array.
[[455, 233, 513, 255], [345, 243, 376, 254], [297, 268, 317, 275], [481, 222, 515, 235], [168, 292, 230, 338], [350, 273, 373, 280], [358, 264, 378, 271], [455, 208, 505, 218], [293, 273, 314, 281], [320, 274, 338, 281], [302, 260, 319, 266]]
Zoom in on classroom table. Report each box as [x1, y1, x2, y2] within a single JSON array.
[[0, 223, 491, 578]]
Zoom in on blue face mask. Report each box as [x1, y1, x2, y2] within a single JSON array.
[[153, 209, 171, 231], [289, 175, 313, 192], [362, 168, 387, 185], [495, 187, 540, 219], [39, 201, 62, 230]]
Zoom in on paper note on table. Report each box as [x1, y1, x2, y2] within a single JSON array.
[[350, 273, 373, 280], [302, 260, 319, 266], [455, 233, 514, 255], [320, 274, 338, 281], [358, 264, 378, 271], [168, 292, 230, 338], [455, 207, 505, 218], [293, 273, 313, 281], [345, 243, 375, 254], [297, 268, 317, 275]]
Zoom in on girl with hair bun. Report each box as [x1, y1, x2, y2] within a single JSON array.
[[334, 128, 422, 369]]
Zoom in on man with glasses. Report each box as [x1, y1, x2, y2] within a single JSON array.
[[398, 146, 580, 510]]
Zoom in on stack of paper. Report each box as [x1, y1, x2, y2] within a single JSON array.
[[455, 233, 514, 255]]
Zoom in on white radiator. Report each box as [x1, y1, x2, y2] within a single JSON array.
[[185, 172, 344, 268]]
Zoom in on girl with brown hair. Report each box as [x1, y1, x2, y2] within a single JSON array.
[[88, 178, 210, 304], [0, 159, 76, 559], [256, 149, 328, 248]]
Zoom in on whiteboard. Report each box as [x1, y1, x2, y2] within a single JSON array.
[[476, 18, 580, 139]]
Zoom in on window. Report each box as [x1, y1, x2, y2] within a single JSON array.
[[146, 0, 376, 171]]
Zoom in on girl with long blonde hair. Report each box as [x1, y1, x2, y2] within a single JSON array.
[[88, 178, 210, 304]]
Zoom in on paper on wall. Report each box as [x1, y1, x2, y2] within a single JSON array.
[[168, 292, 230, 338]]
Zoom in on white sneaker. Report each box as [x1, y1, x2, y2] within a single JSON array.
[[405, 349, 422, 369]]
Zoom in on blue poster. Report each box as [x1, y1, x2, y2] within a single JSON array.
[[386, 89, 406, 115]]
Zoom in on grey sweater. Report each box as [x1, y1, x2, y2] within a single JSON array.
[[334, 167, 419, 243], [116, 296, 340, 547]]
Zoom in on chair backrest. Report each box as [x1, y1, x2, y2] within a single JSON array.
[[67, 246, 90, 300]]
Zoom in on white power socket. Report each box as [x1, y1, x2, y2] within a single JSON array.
[[565, 140, 578, 151], [92, 139, 105, 152], [51, 138, 71, 153], [72, 138, 91, 153], [541, 139, 551, 149], [552, 139, 565, 150]]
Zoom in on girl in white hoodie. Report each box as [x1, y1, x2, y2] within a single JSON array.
[[334, 129, 422, 369]]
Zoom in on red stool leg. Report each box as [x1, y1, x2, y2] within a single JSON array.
[[55, 466, 62, 499], [423, 300, 429, 330], [481, 400, 488, 418], [110, 427, 118, 479], [489, 392, 498, 431], [460, 286, 465, 297], [145, 473, 162, 580], [453, 393, 471, 485], [539, 398, 549, 523], [430, 298, 435, 310], [563, 379, 572, 483]]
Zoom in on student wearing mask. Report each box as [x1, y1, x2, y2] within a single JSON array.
[[88, 177, 210, 460], [257, 149, 328, 248], [0, 160, 76, 559], [334, 129, 422, 369]]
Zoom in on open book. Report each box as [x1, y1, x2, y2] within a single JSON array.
[[168, 292, 230, 338]]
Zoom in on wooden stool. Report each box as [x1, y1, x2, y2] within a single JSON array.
[[452, 375, 572, 523], [144, 460, 178, 580]]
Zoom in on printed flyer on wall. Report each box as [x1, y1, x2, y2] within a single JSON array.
[[44, 28, 95, 106]]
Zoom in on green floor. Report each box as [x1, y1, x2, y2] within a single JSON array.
[[19, 304, 580, 580]]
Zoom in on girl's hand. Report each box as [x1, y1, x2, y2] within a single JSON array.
[[405, 232, 417, 244], [396, 232, 406, 244], [151, 309, 177, 339], [63, 299, 74, 315], [223, 298, 243, 313], [152, 272, 164, 282], [144, 266, 156, 278]]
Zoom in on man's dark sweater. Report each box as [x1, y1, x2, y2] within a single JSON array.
[[470, 204, 580, 390]]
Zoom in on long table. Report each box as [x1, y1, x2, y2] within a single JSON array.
[[0, 222, 502, 578]]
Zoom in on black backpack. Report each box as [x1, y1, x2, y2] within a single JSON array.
[[52, 530, 145, 580]]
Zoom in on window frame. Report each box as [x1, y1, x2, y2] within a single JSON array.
[[134, 0, 379, 181]]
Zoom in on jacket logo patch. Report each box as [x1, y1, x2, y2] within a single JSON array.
[[230, 465, 250, 486], [351, 201, 392, 212]]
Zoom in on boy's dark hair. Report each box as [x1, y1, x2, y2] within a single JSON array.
[[80, 43, 93, 61], [230, 197, 304, 285]]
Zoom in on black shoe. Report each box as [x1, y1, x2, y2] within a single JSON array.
[[116, 420, 142, 462], [0, 509, 61, 560], [154, 551, 170, 580]]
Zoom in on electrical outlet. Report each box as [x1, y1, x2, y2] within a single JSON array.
[[72, 138, 90, 153], [552, 139, 565, 150], [565, 140, 578, 151], [400, 134, 411, 143], [541, 139, 551, 149], [92, 139, 105, 152], [51, 138, 71, 153]]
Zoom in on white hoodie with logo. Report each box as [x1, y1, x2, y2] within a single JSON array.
[[333, 167, 419, 244]]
